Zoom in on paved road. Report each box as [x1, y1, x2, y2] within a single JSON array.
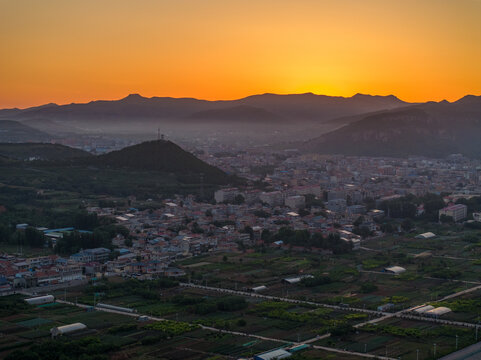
[[57, 299, 396, 360], [15, 277, 481, 358], [439, 341, 481, 360], [439, 284, 481, 301], [360, 270, 481, 285], [310, 343, 395, 359], [182, 282, 481, 348], [361, 246, 477, 261], [1, 279, 89, 297], [180, 282, 386, 316]]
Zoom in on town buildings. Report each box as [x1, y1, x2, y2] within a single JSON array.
[[439, 204, 468, 222]]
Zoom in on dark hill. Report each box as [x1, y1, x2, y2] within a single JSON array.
[[302, 98, 481, 158], [0, 143, 92, 161], [92, 140, 233, 185], [0, 120, 52, 142], [0, 154, 13, 165], [236, 93, 407, 121]]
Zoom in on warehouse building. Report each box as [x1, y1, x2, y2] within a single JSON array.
[[282, 275, 314, 284], [50, 323, 87, 337], [426, 306, 451, 317], [254, 348, 292, 360], [251, 285, 267, 293], [415, 232, 436, 239], [412, 305, 434, 314], [384, 266, 406, 275], [25, 295, 55, 305]]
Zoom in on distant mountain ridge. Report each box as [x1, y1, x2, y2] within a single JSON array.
[[0, 92, 410, 125], [302, 96, 481, 158]]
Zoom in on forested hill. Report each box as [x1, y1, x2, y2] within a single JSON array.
[[0, 143, 92, 161], [0, 120, 52, 143], [91, 140, 234, 185], [302, 97, 481, 158]]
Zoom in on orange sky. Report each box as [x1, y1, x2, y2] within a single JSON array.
[[1, 0, 480, 108]]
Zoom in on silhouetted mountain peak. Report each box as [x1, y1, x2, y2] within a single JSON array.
[[454, 95, 481, 105], [121, 93, 147, 102], [1, 92, 412, 126], [352, 93, 400, 101]]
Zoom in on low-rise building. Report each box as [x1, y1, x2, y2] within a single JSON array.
[[285, 195, 305, 210], [384, 266, 406, 275], [439, 204, 467, 222]]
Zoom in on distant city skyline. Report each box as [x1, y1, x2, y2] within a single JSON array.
[[1, 0, 480, 108]]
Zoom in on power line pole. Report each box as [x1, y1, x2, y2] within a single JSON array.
[[199, 173, 204, 200]]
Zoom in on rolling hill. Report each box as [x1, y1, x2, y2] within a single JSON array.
[[0, 140, 234, 185], [0, 143, 92, 161], [0, 120, 52, 142], [89, 140, 234, 185], [301, 96, 481, 158]]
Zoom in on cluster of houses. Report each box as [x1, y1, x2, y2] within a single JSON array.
[[2, 151, 480, 291]]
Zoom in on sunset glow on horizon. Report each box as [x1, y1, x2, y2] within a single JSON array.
[[1, 0, 480, 108]]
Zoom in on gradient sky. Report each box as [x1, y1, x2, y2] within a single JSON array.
[[1, 0, 480, 108]]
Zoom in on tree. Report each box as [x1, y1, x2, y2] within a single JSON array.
[[346, 194, 352, 206], [298, 208, 310, 217], [381, 223, 394, 233], [191, 222, 204, 234], [233, 194, 245, 205], [261, 229, 271, 242], [360, 283, 378, 293], [254, 210, 270, 218], [401, 218, 414, 232], [0, 224, 11, 243], [241, 226, 254, 240], [354, 226, 371, 239], [305, 194, 324, 209], [354, 216, 364, 227], [24, 227, 46, 247], [330, 323, 355, 337], [236, 319, 246, 326], [440, 214, 454, 224]]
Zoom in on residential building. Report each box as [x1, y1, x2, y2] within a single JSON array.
[[439, 204, 467, 222]]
